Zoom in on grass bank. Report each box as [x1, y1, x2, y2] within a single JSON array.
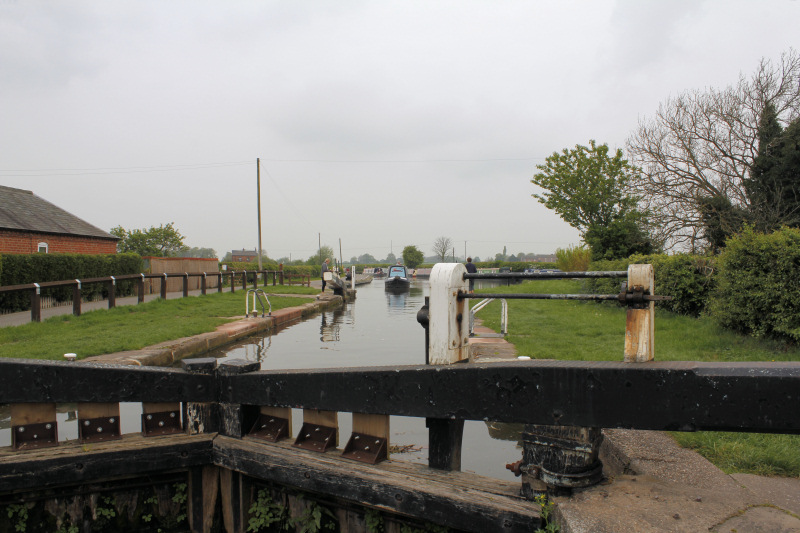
[[0, 286, 318, 361], [475, 279, 800, 477]]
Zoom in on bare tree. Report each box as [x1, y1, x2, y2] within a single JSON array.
[[627, 49, 800, 251], [432, 236, 453, 262]]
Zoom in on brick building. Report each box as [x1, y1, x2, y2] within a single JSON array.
[[0, 185, 118, 254], [231, 249, 259, 262]]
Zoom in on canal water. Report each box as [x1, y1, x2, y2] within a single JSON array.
[[207, 277, 523, 481], [0, 278, 524, 481]]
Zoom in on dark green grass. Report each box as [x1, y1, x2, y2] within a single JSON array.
[[475, 280, 800, 477], [0, 287, 317, 361]]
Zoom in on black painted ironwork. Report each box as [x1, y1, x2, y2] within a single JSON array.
[[463, 270, 628, 280]]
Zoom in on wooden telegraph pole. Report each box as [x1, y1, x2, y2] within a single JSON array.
[[256, 158, 263, 271]]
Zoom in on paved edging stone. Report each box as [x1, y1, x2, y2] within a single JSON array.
[[82, 294, 342, 366]]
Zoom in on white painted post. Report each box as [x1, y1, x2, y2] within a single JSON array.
[[429, 263, 470, 365], [624, 264, 655, 362]]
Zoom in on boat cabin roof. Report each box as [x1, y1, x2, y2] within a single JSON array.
[[388, 265, 407, 277]]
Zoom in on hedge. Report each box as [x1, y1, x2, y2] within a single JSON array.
[[709, 226, 800, 342], [588, 253, 716, 317], [0, 253, 143, 312]]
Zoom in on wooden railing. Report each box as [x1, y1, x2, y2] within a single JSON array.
[[1, 355, 799, 531], [0, 269, 312, 322]]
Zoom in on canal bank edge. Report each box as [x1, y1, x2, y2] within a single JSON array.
[[82, 293, 343, 366], [469, 319, 800, 533]]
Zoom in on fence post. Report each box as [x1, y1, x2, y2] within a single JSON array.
[[73, 280, 82, 317], [138, 274, 145, 304], [624, 264, 655, 362], [426, 263, 469, 471], [107, 276, 116, 309], [217, 273, 223, 293], [161, 273, 168, 300], [30, 283, 41, 323], [201, 273, 207, 295]]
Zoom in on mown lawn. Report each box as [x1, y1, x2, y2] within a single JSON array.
[[0, 286, 318, 361], [475, 279, 800, 477]]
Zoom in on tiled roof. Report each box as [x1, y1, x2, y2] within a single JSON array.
[[0, 185, 117, 240]]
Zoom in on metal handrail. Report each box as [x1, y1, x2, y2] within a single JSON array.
[[246, 289, 271, 317], [469, 298, 507, 337]]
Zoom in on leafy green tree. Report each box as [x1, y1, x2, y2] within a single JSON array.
[[695, 194, 748, 253], [402, 245, 424, 269], [307, 245, 334, 266], [110, 222, 186, 257], [358, 253, 377, 264], [531, 140, 641, 234], [745, 107, 800, 231], [384, 252, 397, 264], [584, 214, 656, 260]]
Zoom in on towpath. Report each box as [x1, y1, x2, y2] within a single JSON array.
[[469, 318, 800, 533]]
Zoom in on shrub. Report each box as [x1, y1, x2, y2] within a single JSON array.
[[709, 226, 800, 342], [555, 245, 591, 272], [588, 253, 716, 317]]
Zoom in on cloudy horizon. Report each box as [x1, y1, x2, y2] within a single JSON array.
[[1, 1, 798, 262]]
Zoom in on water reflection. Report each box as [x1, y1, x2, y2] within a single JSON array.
[[385, 285, 423, 311], [320, 308, 344, 342]]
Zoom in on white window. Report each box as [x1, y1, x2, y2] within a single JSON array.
[[37, 242, 48, 253]]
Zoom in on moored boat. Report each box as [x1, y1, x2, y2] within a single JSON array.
[[384, 265, 410, 290]]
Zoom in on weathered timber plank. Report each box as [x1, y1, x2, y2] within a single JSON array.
[[0, 433, 215, 493], [212, 436, 539, 533], [0, 358, 215, 403], [220, 361, 800, 433]]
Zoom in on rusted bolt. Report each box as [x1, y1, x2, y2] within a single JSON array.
[[506, 460, 523, 477]]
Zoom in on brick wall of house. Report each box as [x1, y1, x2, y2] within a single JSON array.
[[0, 230, 117, 255]]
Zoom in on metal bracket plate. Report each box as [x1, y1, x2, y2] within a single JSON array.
[[12, 422, 58, 450], [142, 410, 183, 436], [341, 432, 388, 464], [248, 413, 290, 442], [292, 422, 337, 453], [79, 416, 122, 443]]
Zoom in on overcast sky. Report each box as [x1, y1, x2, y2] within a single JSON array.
[[1, 1, 798, 262]]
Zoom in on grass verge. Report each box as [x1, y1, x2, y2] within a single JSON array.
[[474, 279, 800, 478], [0, 286, 318, 361]]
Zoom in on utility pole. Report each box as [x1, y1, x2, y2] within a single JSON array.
[[256, 158, 263, 271], [318, 233, 322, 265]]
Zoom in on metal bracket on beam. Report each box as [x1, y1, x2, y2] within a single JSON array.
[[12, 422, 58, 450], [142, 410, 183, 436], [341, 432, 388, 464], [248, 413, 290, 442], [79, 416, 122, 443], [293, 423, 336, 453]]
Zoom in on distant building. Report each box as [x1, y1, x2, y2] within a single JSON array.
[[529, 254, 557, 263], [0, 186, 118, 255], [231, 249, 259, 262]]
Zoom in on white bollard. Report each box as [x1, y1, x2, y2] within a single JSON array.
[[428, 263, 470, 365]]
